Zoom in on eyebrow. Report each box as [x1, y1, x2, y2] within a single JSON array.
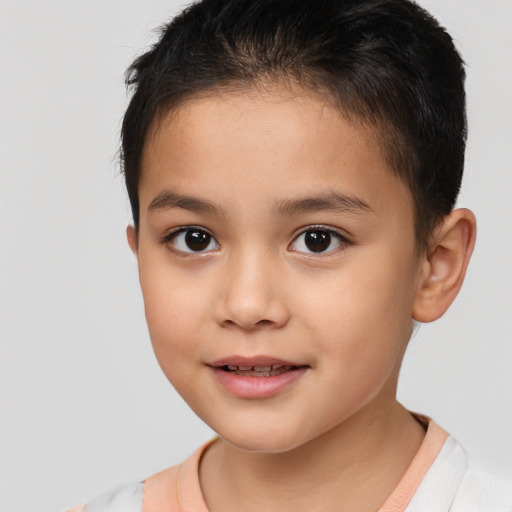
[[147, 190, 374, 217], [273, 192, 374, 216], [148, 191, 222, 215]]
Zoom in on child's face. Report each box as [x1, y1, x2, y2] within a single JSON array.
[[132, 87, 425, 452]]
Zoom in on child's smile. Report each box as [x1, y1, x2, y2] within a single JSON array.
[[130, 86, 425, 454], [207, 355, 309, 399]]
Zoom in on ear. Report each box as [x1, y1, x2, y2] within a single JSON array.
[[126, 225, 139, 255], [412, 208, 476, 323]]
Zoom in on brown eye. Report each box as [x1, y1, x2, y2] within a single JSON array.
[[167, 228, 219, 253], [290, 228, 348, 254], [304, 230, 331, 252], [185, 230, 211, 251]]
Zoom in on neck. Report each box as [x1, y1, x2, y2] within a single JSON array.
[[199, 401, 425, 512]]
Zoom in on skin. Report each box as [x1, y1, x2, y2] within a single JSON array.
[[128, 86, 476, 512]]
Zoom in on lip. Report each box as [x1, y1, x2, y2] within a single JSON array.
[[207, 355, 308, 399]]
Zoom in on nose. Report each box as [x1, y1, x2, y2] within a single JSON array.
[[214, 250, 290, 331]]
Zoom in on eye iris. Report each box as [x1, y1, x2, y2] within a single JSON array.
[[185, 230, 211, 251], [305, 230, 331, 252]]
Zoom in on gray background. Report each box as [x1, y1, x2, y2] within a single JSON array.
[[1, 1, 511, 510]]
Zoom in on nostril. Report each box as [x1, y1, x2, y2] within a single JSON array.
[[222, 317, 276, 330], [256, 319, 273, 327]]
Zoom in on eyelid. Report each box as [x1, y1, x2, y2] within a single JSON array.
[[161, 225, 214, 242], [289, 225, 352, 254], [161, 225, 220, 254], [291, 224, 352, 241]]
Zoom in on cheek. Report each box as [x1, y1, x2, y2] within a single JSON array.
[[139, 264, 208, 374], [296, 252, 416, 360]]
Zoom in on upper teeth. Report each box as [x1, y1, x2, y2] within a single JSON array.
[[226, 365, 285, 371]]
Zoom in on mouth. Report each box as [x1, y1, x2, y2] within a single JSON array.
[[208, 356, 307, 376], [217, 364, 299, 377], [207, 357, 308, 398]]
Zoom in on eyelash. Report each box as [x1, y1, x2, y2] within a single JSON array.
[[161, 226, 219, 254], [161, 225, 352, 255], [289, 225, 352, 254]]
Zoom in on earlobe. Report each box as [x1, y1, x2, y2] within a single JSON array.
[[412, 208, 476, 323], [126, 225, 139, 255]]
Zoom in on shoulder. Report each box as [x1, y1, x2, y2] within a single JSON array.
[[63, 440, 212, 512], [64, 481, 144, 512], [450, 458, 512, 512], [405, 422, 512, 512]]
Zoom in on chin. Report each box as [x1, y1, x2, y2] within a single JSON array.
[[224, 435, 301, 454], [213, 421, 312, 454]]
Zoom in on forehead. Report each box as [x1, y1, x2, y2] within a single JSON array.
[[139, 87, 413, 223]]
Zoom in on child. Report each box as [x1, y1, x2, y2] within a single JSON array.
[[68, 0, 512, 510]]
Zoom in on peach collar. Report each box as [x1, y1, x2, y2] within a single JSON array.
[[378, 415, 448, 511], [144, 416, 448, 512]]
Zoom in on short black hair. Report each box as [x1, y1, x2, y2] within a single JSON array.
[[121, 0, 466, 250]]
